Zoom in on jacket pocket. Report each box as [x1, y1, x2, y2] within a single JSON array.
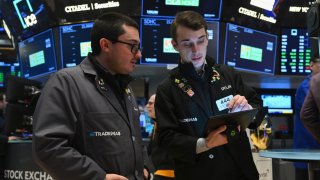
[[84, 112, 133, 173]]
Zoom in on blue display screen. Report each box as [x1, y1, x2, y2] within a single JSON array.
[[18, 29, 57, 79], [141, 0, 222, 20], [60, 22, 93, 68], [224, 23, 277, 75], [261, 94, 293, 114]]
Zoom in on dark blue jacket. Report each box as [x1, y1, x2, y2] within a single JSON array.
[[155, 58, 262, 180], [294, 75, 320, 169]]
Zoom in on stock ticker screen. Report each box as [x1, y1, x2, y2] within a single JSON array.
[[280, 28, 313, 75], [141, 0, 221, 20], [0, 62, 21, 89], [18, 29, 57, 79], [59, 22, 93, 68], [224, 23, 277, 75]]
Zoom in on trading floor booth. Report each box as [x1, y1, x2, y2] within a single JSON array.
[[3, 141, 53, 180]]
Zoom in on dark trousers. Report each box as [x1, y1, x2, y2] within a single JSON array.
[[295, 167, 320, 180]]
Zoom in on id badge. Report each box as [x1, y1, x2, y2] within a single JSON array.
[[216, 95, 233, 111]]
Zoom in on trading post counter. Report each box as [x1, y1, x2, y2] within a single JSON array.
[[3, 140, 54, 180]]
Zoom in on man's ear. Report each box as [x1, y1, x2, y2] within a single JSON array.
[[171, 39, 178, 51], [310, 61, 314, 68], [100, 38, 111, 52]]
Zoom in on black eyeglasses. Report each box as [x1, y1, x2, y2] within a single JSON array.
[[112, 40, 142, 54]]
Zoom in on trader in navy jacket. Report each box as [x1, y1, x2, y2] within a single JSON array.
[[155, 11, 262, 180]]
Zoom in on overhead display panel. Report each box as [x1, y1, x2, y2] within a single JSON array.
[[49, 0, 141, 24], [0, 0, 57, 40], [281, 0, 313, 28], [224, 23, 277, 75], [141, 0, 222, 20], [221, 0, 288, 33], [18, 29, 57, 79], [59, 22, 93, 68], [279, 28, 316, 75]]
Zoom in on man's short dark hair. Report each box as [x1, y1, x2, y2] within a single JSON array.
[[311, 55, 320, 63], [90, 12, 139, 55], [170, 11, 208, 43]]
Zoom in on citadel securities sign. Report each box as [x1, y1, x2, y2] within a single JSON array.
[[238, 7, 276, 24], [54, 0, 140, 24], [64, 1, 120, 13]]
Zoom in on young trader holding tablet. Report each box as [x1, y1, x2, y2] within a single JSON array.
[[155, 11, 263, 180]]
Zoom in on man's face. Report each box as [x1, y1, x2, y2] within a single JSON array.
[[311, 61, 320, 75], [172, 26, 208, 70], [106, 25, 141, 74], [146, 95, 156, 119]]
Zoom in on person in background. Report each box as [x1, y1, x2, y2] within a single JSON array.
[[32, 12, 149, 180], [0, 93, 7, 179], [0, 93, 18, 179], [155, 11, 262, 180], [301, 73, 320, 141], [293, 56, 320, 180], [147, 94, 175, 180]]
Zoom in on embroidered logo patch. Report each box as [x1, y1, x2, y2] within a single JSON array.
[[179, 117, 198, 123]]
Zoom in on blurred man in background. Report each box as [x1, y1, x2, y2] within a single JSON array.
[[147, 94, 175, 180], [294, 56, 320, 180]]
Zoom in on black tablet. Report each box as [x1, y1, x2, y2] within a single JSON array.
[[205, 108, 259, 134]]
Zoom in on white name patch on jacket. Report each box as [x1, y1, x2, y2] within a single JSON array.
[[89, 131, 121, 136], [216, 95, 233, 111], [179, 117, 198, 123]]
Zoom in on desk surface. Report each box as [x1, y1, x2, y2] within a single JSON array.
[[259, 149, 320, 161]]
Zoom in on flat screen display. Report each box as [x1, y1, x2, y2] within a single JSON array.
[[18, 29, 57, 79], [224, 23, 277, 74], [60, 22, 93, 68], [0, 0, 57, 40], [140, 18, 219, 65], [261, 94, 293, 114], [141, 0, 222, 20], [0, 62, 21, 89], [279, 28, 314, 75], [220, 0, 287, 33]]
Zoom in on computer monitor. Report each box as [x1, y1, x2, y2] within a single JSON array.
[[261, 94, 293, 114], [0, 62, 21, 90], [279, 28, 315, 75], [60, 22, 93, 68], [224, 23, 277, 75], [18, 28, 57, 79], [140, 18, 219, 65], [141, 0, 222, 20]]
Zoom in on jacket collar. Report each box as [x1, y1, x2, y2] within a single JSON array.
[[79, 53, 135, 126], [80, 53, 134, 86]]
